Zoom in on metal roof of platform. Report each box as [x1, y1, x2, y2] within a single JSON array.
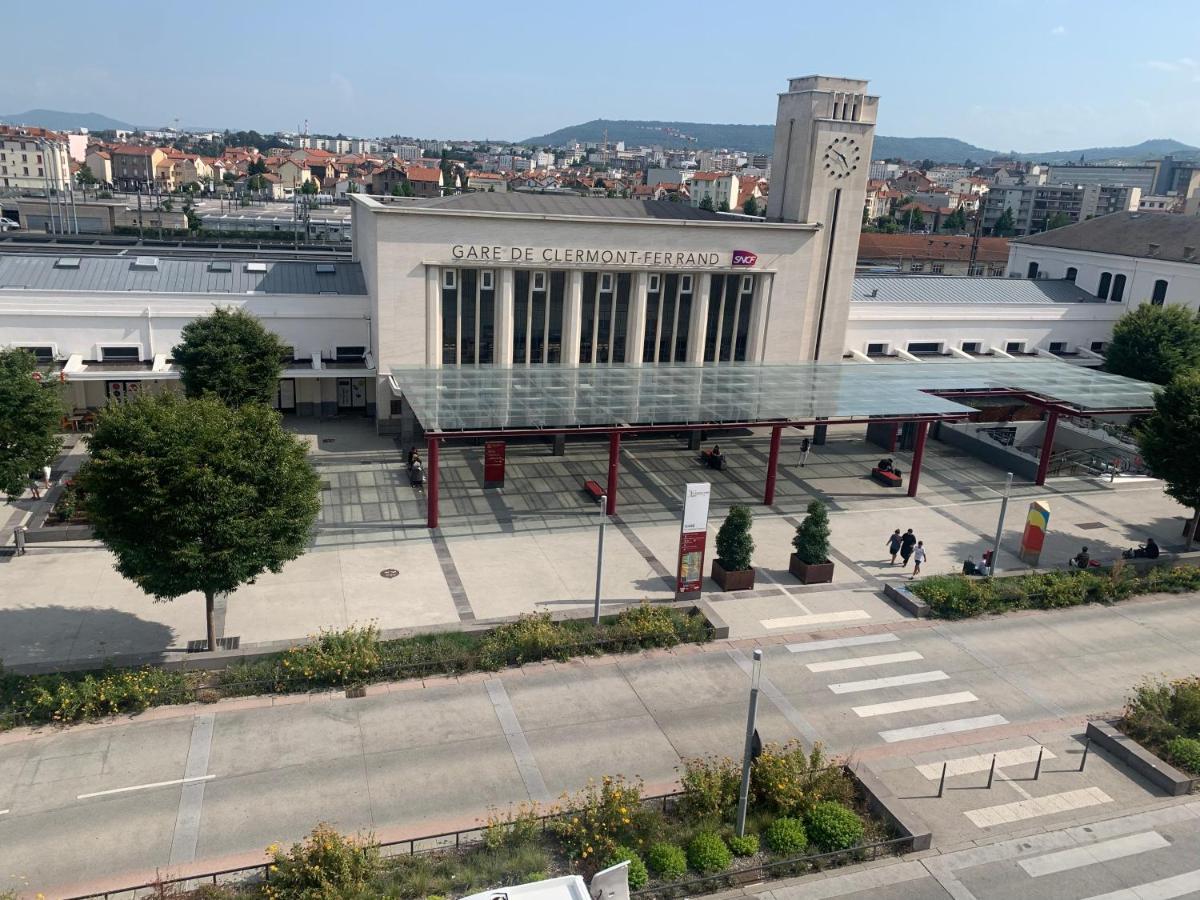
[[389, 361, 1156, 434]]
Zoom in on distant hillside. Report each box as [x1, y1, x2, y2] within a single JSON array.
[[0, 109, 138, 132], [521, 119, 1199, 164]]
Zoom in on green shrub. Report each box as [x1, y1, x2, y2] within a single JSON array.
[[274, 625, 381, 688], [608, 846, 649, 888], [645, 842, 687, 879], [1122, 676, 1200, 746], [483, 803, 542, 850], [265, 823, 379, 898], [479, 613, 571, 669], [716, 505, 754, 571], [763, 817, 808, 855], [726, 832, 760, 857], [550, 775, 644, 862], [792, 500, 831, 564], [750, 741, 852, 814], [678, 754, 740, 824], [611, 603, 683, 649], [804, 802, 865, 852], [687, 831, 732, 875], [1166, 737, 1200, 774], [1, 665, 188, 726]]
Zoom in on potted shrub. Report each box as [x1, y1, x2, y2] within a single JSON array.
[[712, 505, 755, 591], [790, 499, 835, 584]]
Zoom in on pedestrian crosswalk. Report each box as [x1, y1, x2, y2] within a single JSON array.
[[1017, 831, 1169, 877], [787, 630, 1010, 744]]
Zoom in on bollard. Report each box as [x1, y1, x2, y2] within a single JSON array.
[[1034, 746, 1044, 781], [1079, 737, 1090, 773], [937, 762, 948, 798], [987, 754, 997, 789]]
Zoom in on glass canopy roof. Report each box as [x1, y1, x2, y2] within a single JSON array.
[[388, 361, 1157, 433]]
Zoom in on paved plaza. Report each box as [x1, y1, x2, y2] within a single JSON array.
[[0, 420, 1190, 670]]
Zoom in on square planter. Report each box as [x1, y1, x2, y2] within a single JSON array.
[[712, 559, 755, 591], [789, 553, 835, 584]]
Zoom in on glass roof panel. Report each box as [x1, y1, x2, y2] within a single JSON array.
[[388, 361, 1156, 433]]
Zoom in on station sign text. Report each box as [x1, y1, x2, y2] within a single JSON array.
[[450, 244, 751, 268]]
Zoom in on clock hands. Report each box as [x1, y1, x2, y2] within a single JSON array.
[[832, 148, 848, 165]]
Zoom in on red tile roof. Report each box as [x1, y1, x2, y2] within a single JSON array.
[[857, 233, 1010, 263], [406, 166, 442, 182]]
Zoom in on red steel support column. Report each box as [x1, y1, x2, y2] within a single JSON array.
[[889, 423, 899, 453], [907, 421, 929, 498], [764, 425, 782, 505], [427, 435, 440, 529], [606, 432, 620, 516], [1035, 411, 1059, 486]]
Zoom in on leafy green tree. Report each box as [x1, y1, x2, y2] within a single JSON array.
[[248, 157, 268, 176], [993, 207, 1016, 236], [715, 505, 754, 571], [717, 200, 729, 212], [246, 174, 268, 192], [1138, 372, 1200, 546], [172, 308, 289, 407], [77, 394, 320, 650], [941, 207, 967, 232], [0, 349, 65, 499], [300, 180, 318, 195], [75, 164, 97, 187], [1045, 211, 1071, 231], [792, 500, 831, 564], [222, 172, 237, 186], [1105, 305, 1200, 385], [699, 196, 715, 212], [742, 196, 760, 216]]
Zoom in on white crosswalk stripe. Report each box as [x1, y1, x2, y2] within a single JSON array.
[[807, 651, 924, 672], [786, 633, 900, 653], [1079, 868, 1200, 900], [965, 787, 1112, 828], [763, 610, 871, 629], [853, 691, 977, 718], [916, 746, 1055, 779], [1019, 831, 1169, 877], [879, 714, 1009, 743], [828, 670, 949, 694]]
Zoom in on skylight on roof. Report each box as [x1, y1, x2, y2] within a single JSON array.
[[131, 256, 159, 270], [315, 263, 336, 275], [54, 257, 81, 269], [245, 262, 267, 273], [208, 261, 232, 273]]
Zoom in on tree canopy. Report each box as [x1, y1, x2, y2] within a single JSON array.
[[715, 505, 754, 571], [1105, 304, 1200, 385], [993, 207, 1016, 237], [77, 394, 320, 649], [1138, 372, 1200, 545], [0, 349, 64, 499], [1044, 211, 1072, 231], [792, 500, 831, 564], [172, 308, 288, 407], [941, 207, 967, 232]]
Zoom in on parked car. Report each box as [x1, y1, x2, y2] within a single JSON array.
[[0, 217, 19, 231]]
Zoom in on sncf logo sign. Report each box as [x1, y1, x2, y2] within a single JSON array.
[[731, 250, 758, 267]]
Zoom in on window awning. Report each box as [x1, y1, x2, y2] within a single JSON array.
[[388, 361, 1157, 435]]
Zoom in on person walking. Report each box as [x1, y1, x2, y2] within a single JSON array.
[[911, 541, 926, 578], [886, 529, 903, 565], [899, 528, 917, 568]]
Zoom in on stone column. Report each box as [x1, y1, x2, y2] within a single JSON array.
[[562, 270, 583, 366], [686, 273, 712, 364], [425, 267, 441, 368], [495, 268, 515, 367], [744, 273, 772, 362], [626, 272, 648, 365]]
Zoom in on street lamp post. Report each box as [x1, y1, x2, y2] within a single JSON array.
[[989, 472, 1013, 575], [735, 648, 763, 837]]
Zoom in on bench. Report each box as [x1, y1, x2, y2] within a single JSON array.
[[583, 479, 605, 501], [871, 467, 902, 487], [700, 451, 727, 471]]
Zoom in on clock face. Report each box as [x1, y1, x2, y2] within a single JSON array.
[[823, 137, 861, 180]]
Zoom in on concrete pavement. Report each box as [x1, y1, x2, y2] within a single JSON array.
[[3, 589, 1200, 897]]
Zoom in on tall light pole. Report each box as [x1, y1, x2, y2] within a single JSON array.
[[989, 472, 1013, 576], [735, 648, 763, 838], [593, 496, 607, 625]]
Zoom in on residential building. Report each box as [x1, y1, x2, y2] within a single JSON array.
[[110, 145, 166, 190], [857, 234, 1010, 276], [466, 172, 507, 193], [1007, 212, 1200, 310], [274, 159, 313, 191], [689, 172, 739, 210], [405, 166, 444, 198], [368, 160, 407, 195], [394, 144, 423, 162], [869, 160, 901, 181], [0, 126, 72, 191], [85, 149, 112, 187], [1139, 195, 1182, 213], [1044, 164, 1158, 194], [982, 183, 1141, 236]]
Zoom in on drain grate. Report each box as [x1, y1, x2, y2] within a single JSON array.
[[320, 480, 333, 491], [1076, 522, 1106, 530], [186, 636, 241, 653]]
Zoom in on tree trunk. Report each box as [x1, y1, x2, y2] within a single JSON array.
[[205, 590, 217, 653], [1190, 509, 1200, 551]]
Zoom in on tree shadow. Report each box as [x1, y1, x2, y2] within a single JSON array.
[[0, 605, 178, 675]]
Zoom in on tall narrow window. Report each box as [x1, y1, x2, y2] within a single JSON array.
[[732, 276, 755, 361], [513, 270, 530, 363], [479, 273, 495, 364], [644, 274, 663, 362], [1097, 272, 1112, 300], [703, 275, 727, 362], [1110, 273, 1126, 303], [657, 274, 678, 363], [594, 274, 614, 363], [441, 268, 458, 364], [547, 272, 566, 363], [580, 272, 597, 363], [1152, 279, 1168, 305], [611, 273, 631, 363], [673, 276, 693, 362]]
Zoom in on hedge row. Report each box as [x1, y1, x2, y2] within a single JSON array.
[[909, 564, 1200, 619]]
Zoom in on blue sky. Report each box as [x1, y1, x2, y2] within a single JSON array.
[[5, 0, 1199, 149]]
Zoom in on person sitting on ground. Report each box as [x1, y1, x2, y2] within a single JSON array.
[[711, 444, 721, 458], [1072, 546, 1090, 568], [1132, 538, 1161, 559], [877, 457, 893, 472]]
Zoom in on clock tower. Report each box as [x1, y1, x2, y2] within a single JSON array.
[[766, 76, 878, 360]]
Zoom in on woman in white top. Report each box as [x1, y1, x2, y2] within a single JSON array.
[[911, 541, 926, 578]]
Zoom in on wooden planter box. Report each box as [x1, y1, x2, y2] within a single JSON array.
[[712, 559, 755, 591], [790, 554, 835, 584]]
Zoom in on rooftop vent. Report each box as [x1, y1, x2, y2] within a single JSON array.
[[131, 256, 158, 270], [1148, 243, 1161, 257], [54, 257, 81, 269], [1185, 246, 1197, 261], [208, 261, 232, 273], [315, 263, 336, 275], [245, 262, 267, 273]]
